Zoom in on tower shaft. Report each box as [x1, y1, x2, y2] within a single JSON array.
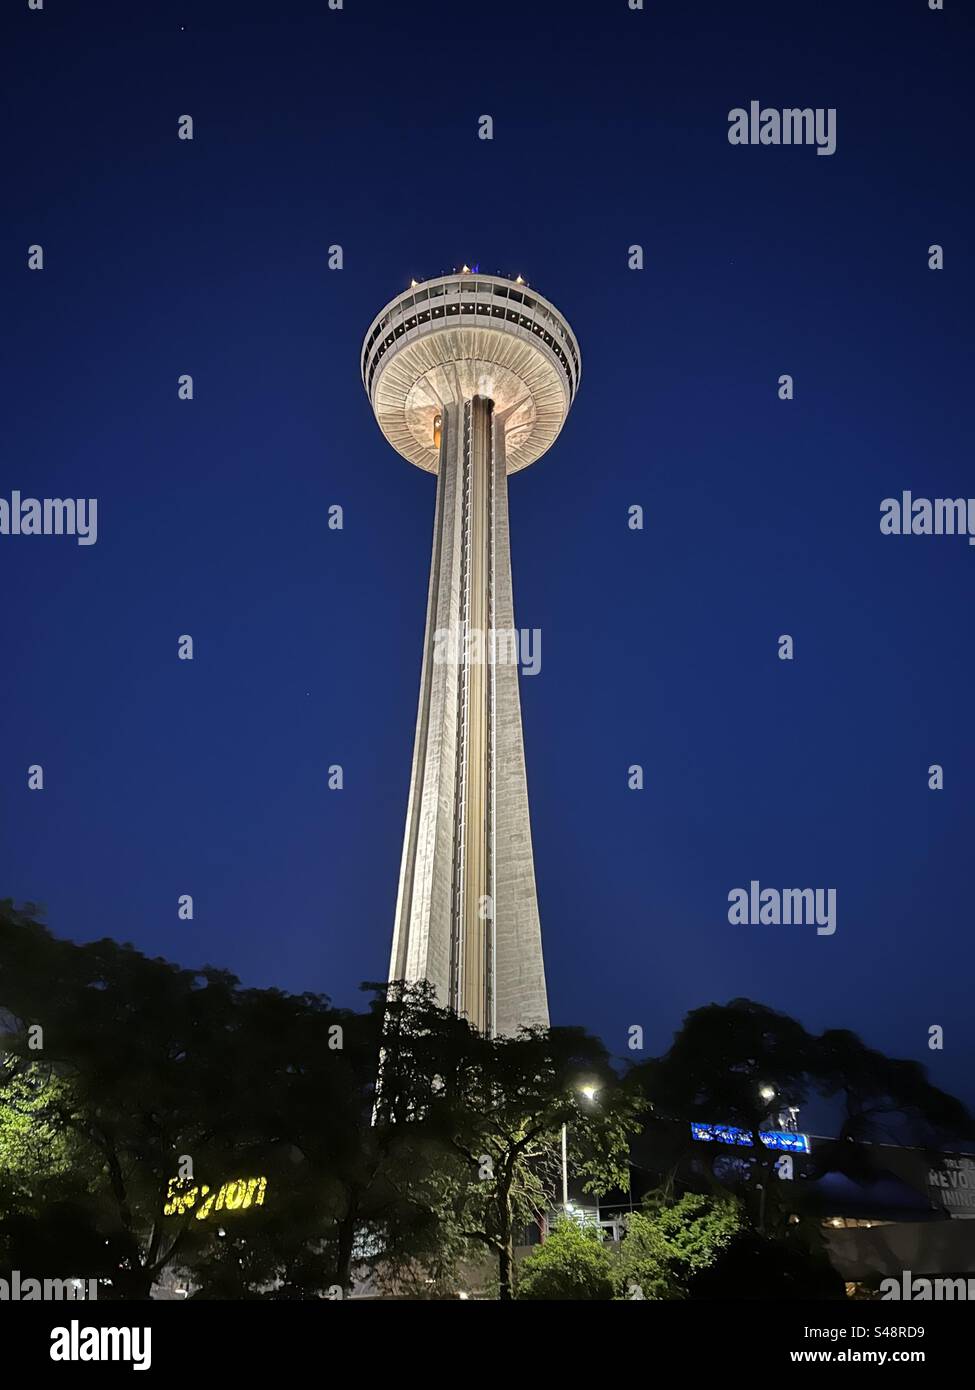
[[364, 271, 579, 1039], [389, 396, 548, 1035]]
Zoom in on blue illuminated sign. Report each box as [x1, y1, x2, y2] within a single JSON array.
[[690, 1122, 810, 1154], [759, 1130, 810, 1153], [690, 1123, 751, 1146]]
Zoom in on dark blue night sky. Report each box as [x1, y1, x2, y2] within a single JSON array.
[[3, 1, 973, 1107]]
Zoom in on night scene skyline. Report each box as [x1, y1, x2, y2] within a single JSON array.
[[4, 0, 974, 1130]]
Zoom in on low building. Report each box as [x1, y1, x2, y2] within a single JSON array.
[[591, 1118, 975, 1293]]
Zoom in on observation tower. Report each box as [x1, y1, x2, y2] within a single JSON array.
[[362, 270, 580, 1036]]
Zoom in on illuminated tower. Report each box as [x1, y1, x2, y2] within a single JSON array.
[[362, 271, 580, 1036]]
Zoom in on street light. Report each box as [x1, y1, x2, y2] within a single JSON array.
[[562, 1119, 569, 1210], [562, 1084, 599, 1217], [757, 1086, 777, 1232]]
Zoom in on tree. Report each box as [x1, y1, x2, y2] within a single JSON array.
[[517, 1217, 615, 1300], [0, 1065, 80, 1197], [0, 1062, 116, 1283], [0, 901, 218, 1294], [687, 1227, 845, 1300], [615, 1192, 743, 1299], [373, 981, 647, 1300], [0, 901, 385, 1297], [4, 907, 634, 1301], [813, 1027, 968, 1141], [632, 998, 970, 1234]]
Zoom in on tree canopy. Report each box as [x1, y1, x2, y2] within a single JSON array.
[[1, 903, 968, 1300]]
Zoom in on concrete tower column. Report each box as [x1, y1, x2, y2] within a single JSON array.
[[362, 272, 580, 1037]]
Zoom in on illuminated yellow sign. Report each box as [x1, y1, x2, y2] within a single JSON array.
[[163, 1175, 267, 1220]]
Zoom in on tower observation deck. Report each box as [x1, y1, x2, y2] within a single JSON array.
[[362, 272, 580, 1036]]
